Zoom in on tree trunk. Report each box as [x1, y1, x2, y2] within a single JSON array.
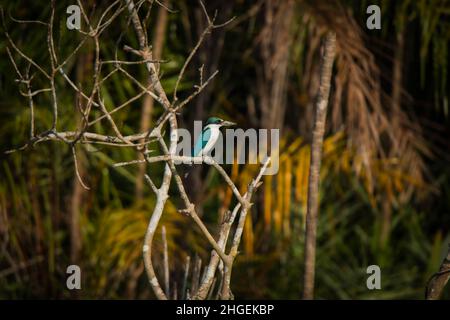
[[303, 32, 336, 300]]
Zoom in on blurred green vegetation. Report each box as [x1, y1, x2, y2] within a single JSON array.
[[0, 0, 450, 299]]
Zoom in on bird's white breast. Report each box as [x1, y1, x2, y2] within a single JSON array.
[[202, 124, 221, 155]]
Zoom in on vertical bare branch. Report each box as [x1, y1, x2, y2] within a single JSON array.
[[220, 158, 271, 299], [303, 32, 336, 300], [162, 225, 170, 297], [71, 146, 90, 190], [136, 0, 169, 201], [48, 0, 58, 130], [126, 0, 175, 300]]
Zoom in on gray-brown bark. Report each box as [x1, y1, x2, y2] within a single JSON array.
[[303, 32, 336, 300]]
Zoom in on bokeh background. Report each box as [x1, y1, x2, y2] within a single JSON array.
[[1, 0, 450, 299]]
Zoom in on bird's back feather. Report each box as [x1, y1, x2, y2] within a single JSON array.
[[192, 127, 212, 156]]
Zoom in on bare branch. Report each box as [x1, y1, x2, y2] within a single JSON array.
[[144, 174, 158, 194], [172, 1, 234, 102], [71, 146, 90, 190], [220, 158, 271, 299], [303, 32, 337, 300], [115, 154, 246, 206], [162, 225, 170, 297], [3, 0, 266, 302], [2, 10, 50, 79], [126, 0, 175, 300]]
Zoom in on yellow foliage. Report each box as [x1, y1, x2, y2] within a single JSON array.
[[232, 130, 428, 252], [85, 199, 195, 294]]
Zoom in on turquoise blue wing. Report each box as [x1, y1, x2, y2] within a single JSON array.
[[192, 127, 211, 156]]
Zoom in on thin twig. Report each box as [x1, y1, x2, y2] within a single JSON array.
[[71, 146, 90, 190], [172, 1, 234, 102]]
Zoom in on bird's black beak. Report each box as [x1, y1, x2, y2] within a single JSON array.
[[221, 120, 236, 127]]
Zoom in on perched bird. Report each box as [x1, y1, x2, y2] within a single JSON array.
[[192, 117, 236, 157], [184, 117, 235, 178]]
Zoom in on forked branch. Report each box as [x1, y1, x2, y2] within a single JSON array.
[[4, 0, 265, 300]]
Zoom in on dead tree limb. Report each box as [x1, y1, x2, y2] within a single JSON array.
[[303, 32, 336, 300], [5, 0, 264, 300]]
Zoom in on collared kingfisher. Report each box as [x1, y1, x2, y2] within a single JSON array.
[[192, 117, 236, 158], [184, 117, 235, 178]]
